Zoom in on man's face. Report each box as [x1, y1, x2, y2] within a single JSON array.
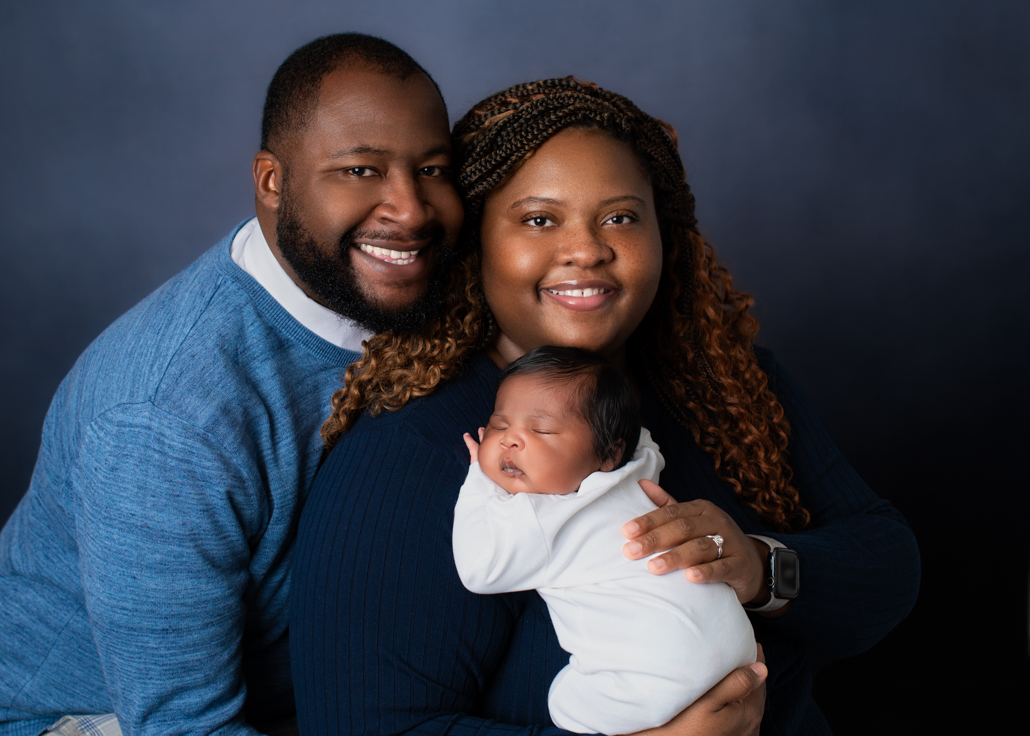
[[272, 64, 464, 333]]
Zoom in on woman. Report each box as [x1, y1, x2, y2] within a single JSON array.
[[290, 78, 920, 735]]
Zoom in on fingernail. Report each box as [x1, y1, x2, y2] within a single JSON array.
[[686, 567, 701, 581], [625, 541, 642, 556], [624, 521, 640, 536], [749, 662, 767, 678], [650, 558, 666, 572]]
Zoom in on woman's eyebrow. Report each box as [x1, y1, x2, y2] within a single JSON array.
[[508, 196, 563, 210], [598, 195, 646, 207]]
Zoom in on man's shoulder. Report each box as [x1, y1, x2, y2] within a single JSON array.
[[64, 229, 251, 403]]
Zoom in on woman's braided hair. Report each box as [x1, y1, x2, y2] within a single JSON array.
[[321, 77, 809, 532]]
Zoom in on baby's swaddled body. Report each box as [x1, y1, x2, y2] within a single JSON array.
[[453, 430, 757, 735]]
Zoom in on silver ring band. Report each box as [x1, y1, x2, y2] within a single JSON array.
[[705, 534, 725, 559]]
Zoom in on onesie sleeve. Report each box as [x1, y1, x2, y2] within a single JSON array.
[[75, 403, 262, 735], [291, 423, 573, 736], [453, 464, 551, 594], [755, 354, 921, 661]]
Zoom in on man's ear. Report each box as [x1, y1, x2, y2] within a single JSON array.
[[600, 440, 626, 473], [253, 151, 283, 212]]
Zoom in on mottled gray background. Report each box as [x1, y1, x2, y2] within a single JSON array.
[[2, 1, 1027, 732]]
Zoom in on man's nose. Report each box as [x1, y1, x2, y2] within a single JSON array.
[[374, 173, 433, 232]]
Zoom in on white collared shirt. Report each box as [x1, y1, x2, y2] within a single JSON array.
[[230, 217, 373, 352]]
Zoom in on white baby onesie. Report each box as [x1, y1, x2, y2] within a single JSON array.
[[452, 429, 757, 735]]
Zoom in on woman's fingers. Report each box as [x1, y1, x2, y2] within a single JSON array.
[[623, 498, 719, 561], [642, 535, 724, 573], [621, 493, 767, 602], [634, 479, 676, 509]]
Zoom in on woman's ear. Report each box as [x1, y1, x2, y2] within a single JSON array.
[[600, 440, 626, 472]]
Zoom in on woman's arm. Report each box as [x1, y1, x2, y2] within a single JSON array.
[[623, 353, 920, 661]]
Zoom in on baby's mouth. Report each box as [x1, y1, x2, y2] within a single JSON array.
[[500, 460, 525, 478]]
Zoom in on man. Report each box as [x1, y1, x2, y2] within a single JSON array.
[[0, 34, 462, 735]]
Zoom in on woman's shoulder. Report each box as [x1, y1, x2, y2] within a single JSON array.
[[341, 351, 501, 460]]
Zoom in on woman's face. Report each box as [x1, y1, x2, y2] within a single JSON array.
[[480, 128, 663, 365]]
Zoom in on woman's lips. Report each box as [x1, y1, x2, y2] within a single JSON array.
[[540, 282, 617, 311]]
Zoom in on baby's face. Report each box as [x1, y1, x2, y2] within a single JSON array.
[[479, 374, 606, 495]]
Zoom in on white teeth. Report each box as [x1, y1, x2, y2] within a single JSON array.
[[358, 243, 420, 264], [547, 288, 609, 297]]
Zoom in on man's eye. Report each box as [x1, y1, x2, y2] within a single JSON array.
[[347, 167, 375, 177], [419, 166, 448, 177]]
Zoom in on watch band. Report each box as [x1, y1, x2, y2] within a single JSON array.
[[743, 535, 791, 612]]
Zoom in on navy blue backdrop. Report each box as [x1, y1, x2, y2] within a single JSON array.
[[2, 1, 1027, 732]]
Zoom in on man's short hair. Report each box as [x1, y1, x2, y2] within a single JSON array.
[[498, 346, 642, 470], [260, 33, 442, 157]]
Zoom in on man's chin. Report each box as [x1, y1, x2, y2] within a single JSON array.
[[338, 284, 439, 335]]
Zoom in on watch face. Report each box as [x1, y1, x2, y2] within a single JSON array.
[[773, 548, 800, 599]]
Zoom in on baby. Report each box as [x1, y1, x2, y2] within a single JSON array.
[[452, 346, 757, 735]]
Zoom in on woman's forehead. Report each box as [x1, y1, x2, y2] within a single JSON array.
[[484, 128, 653, 209]]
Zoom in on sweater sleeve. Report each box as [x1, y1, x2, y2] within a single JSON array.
[[74, 403, 261, 735], [755, 356, 921, 661], [290, 424, 573, 736], [452, 464, 550, 594]]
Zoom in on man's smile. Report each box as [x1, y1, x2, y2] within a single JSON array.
[[358, 243, 422, 265]]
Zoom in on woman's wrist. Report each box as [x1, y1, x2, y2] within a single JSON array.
[[743, 536, 794, 617]]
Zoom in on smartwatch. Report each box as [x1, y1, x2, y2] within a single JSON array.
[[743, 535, 799, 612]]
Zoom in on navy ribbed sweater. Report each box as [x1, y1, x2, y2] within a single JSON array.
[[290, 350, 920, 736]]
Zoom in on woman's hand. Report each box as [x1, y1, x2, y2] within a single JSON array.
[[622, 480, 769, 606], [634, 645, 767, 736]]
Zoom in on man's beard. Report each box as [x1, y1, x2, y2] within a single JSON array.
[[275, 186, 453, 335]]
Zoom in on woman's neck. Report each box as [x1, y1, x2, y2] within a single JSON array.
[[487, 332, 628, 373]]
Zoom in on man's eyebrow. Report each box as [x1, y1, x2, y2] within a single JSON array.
[[421, 145, 452, 159], [327, 145, 389, 159], [326, 145, 453, 161], [509, 196, 563, 210]]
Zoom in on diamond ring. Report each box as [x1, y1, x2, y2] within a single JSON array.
[[705, 534, 725, 559]]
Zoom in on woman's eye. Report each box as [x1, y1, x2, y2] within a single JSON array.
[[525, 215, 554, 227], [606, 213, 636, 225], [419, 166, 448, 177]]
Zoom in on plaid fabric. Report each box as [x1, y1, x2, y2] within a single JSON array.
[[42, 715, 121, 736]]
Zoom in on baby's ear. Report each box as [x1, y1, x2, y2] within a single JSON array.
[[600, 440, 626, 472], [478, 426, 485, 442]]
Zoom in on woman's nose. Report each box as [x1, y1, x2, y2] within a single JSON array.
[[556, 223, 614, 267]]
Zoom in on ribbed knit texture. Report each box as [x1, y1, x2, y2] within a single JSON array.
[[290, 350, 920, 736], [0, 224, 359, 736]]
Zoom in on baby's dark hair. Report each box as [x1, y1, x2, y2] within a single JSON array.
[[498, 346, 641, 470]]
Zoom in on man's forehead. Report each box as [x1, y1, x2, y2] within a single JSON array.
[[300, 64, 449, 153]]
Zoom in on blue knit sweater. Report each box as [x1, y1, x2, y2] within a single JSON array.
[[290, 351, 920, 736], [0, 224, 359, 736]]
